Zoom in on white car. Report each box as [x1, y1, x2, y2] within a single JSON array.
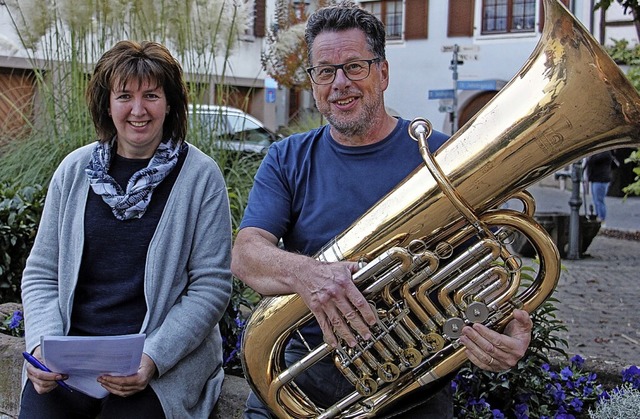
[[190, 104, 281, 155]]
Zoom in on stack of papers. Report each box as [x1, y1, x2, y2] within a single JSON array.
[[41, 334, 145, 398]]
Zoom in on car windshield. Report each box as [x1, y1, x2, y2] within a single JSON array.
[[225, 114, 273, 145]]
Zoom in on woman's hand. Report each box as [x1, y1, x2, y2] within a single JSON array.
[[98, 353, 157, 397], [25, 346, 69, 394]]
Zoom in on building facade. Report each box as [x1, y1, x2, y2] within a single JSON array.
[[373, 0, 639, 134], [1, 1, 638, 142], [0, 0, 285, 137]]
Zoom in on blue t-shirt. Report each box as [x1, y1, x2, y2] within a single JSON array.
[[240, 117, 449, 256]]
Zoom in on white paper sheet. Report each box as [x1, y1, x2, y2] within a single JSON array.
[[41, 334, 145, 398]]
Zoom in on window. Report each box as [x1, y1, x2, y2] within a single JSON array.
[[253, 0, 266, 37], [361, 0, 404, 40], [482, 0, 536, 34]]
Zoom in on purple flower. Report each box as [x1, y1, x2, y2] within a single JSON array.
[[9, 311, 22, 330], [622, 365, 640, 389], [234, 316, 246, 328], [560, 366, 573, 380], [598, 390, 610, 402], [492, 409, 505, 419], [570, 354, 585, 368], [224, 348, 238, 365], [552, 383, 566, 403], [570, 397, 583, 411], [515, 403, 529, 419]]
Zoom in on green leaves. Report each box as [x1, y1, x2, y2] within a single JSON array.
[[0, 183, 45, 304], [622, 149, 640, 196]]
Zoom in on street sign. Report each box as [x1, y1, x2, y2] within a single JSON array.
[[457, 79, 505, 91], [458, 53, 479, 61], [428, 89, 455, 100], [441, 44, 480, 53]]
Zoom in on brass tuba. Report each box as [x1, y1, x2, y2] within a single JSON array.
[[240, 0, 640, 417]]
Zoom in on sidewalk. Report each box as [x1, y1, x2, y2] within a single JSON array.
[[522, 183, 640, 367], [526, 184, 640, 235]]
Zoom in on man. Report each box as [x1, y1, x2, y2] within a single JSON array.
[[584, 151, 616, 226], [232, 3, 533, 418]]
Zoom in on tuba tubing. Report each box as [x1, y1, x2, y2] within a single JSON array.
[[241, 0, 640, 417]]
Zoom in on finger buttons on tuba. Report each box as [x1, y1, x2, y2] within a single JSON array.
[[465, 301, 490, 323], [424, 333, 445, 353], [403, 347, 422, 368], [443, 317, 465, 338]]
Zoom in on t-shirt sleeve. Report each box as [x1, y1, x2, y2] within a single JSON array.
[[239, 145, 292, 239]]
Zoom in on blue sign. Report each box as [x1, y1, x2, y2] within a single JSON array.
[[265, 88, 276, 103], [428, 89, 455, 100], [457, 79, 502, 91]]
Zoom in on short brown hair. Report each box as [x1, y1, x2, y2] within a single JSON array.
[[86, 40, 188, 144]]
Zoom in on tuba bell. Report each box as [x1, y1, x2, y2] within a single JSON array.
[[240, 0, 640, 417]]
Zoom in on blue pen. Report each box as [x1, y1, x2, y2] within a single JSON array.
[[22, 351, 73, 392]]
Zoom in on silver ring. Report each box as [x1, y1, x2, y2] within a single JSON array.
[[488, 356, 494, 366]]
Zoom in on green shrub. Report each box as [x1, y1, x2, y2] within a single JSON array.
[[622, 149, 640, 196], [220, 277, 260, 375], [604, 39, 640, 196], [605, 38, 640, 66], [0, 183, 45, 303]]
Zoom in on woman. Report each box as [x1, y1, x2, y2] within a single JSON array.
[[19, 41, 232, 418]]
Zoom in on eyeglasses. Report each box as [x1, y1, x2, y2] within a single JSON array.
[[306, 58, 382, 85]]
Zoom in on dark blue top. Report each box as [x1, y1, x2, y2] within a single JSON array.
[[70, 147, 187, 336], [240, 118, 449, 256]]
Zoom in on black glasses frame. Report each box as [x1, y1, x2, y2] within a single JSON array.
[[306, 58, 382, 85]]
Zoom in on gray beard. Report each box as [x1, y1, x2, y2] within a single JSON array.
[[326, 113, 367, 137], [325, 100, 381, 138]]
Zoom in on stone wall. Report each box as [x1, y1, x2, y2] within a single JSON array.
[[0, 303, 23, 419], [0, 333, 22, 419]]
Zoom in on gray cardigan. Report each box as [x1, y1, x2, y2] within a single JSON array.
[[21, 142, 233, 418]]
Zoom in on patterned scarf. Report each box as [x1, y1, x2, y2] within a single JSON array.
[[85, 138, 183, 220]]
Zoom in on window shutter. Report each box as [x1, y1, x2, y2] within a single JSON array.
[[254, 0, 266, 37], [405, 0, 429, 40], [539, 0, 570, 32], [448, 0, 475, 37]]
